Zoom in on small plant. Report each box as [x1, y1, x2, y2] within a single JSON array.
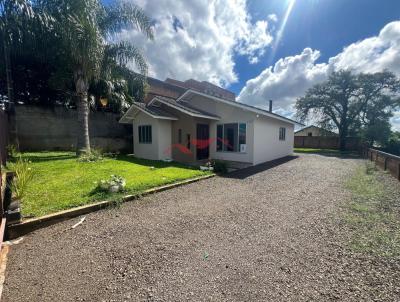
[[10, 156, 34, 201], [365, 162, 377, 175], [7, 144, 18, 160], [77, 148, 103, 162], [213, 160, 228, 174], [96, 174, 126, 193]]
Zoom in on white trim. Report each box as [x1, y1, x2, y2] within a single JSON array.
[[149, 96, 220, 120], [119, 102, 178, 123], [178, 89, 299, 125]]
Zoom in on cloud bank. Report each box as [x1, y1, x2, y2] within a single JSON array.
[[238, 21, 400, 130], [118, 0, 273, 86]]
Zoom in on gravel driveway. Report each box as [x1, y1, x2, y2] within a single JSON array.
[[3, 154, 397, 301]]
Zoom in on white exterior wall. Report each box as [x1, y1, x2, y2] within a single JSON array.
[[132, 112, 172, 161], [157, 119, 172, 160], [186, 95, 255, 163], [253, 117, 294, 165]]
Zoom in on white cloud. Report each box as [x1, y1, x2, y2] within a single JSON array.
[[267, 14, 278, 23], [118, 0, 273, 86], [238, 48, 330, 109], [391, 112, 400, 131], [238, 21, 400, 129]]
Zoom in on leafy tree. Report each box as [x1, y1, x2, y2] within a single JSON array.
[[37, 0, 153, 154], [296, 70, 400, 150], [386, 131, 400, 155], [0, 0, 50, 104]]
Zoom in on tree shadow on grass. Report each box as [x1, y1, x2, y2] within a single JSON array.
[[15, 153, 77, 163], [115, 155, 200, 170], [294, 150, 361, 159]]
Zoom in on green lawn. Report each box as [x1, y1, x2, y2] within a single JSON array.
[[344, 162, 400, 257], [7, 152, 209, 218], [294, 148, 359, 157]]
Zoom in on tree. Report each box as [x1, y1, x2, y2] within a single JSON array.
[[37, 0, 153, 154], [296, 70, 400, 150], [0, 0, 51, 104]]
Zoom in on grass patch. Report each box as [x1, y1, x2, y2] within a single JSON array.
[[7, 152, 210, 217], [344, 162, 400, 257], [294, 148, 359, 157]]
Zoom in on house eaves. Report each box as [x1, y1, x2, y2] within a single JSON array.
[[177, 89, 303, 125]]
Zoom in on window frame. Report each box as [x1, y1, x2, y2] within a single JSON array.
[[279, 127, 286, 141], [216, 122, 247, 153], [138, 125, 152, 144]]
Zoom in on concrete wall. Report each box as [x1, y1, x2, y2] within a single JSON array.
[[0, 110, 8, 165], [253, 117, 294, 165], [10, 105, 132, 152]]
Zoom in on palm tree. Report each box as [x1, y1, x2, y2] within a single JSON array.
[[38, 0, 153, 154]]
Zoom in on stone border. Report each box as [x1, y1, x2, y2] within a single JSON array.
[[6, 174, 215, 240]]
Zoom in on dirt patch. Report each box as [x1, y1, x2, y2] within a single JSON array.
[[2, 154, 400, 301]]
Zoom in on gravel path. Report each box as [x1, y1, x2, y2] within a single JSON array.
[[3, 154, 398, 301]]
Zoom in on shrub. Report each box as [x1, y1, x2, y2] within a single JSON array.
[[11, 156, 34, 201], [213, 160, 228, 174], [95, 174, 126, 193], [77, 148, 103, 162], [7, 144, 18, 160]]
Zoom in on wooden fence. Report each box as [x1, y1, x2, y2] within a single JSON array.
[[294, 136, 361, 150], [364, 148, 400, 181]]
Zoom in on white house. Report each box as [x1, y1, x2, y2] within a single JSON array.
[[120, 79, 298, 167]]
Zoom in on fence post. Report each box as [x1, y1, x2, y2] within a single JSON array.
[[384, 157, 388, 171]]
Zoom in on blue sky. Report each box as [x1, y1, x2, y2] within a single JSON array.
[[113, 0, 400, 129], [230, 0, 400, 94]]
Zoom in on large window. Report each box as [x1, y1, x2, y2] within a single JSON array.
[[279, 127, 286, 141], [217, 123, 246, 152], [138, 125, 152, 143]]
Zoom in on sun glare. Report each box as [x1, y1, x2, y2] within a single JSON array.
[[268, 0, 297, 64]]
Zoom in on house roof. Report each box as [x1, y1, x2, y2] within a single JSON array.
[[150, 96, 221, 120], [295, 125, 337, 134], [119, 101, 178, 123], [177, 89, 302, 125]]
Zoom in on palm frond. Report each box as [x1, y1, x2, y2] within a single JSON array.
[[101, 1, 154, 40]]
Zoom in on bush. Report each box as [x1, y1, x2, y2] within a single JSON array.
[[11, 156, 34, 201], [77, 148, 103, 162], [7, 144, 18, 160], [95, 174, 126, 193], [213, 160, 228, 174]]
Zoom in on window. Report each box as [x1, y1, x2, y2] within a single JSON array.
[[279, 127, 286, 141], [138, 125, 152, 143], [308, 132, 312, 137], [216, 123, 247, 152], [186, 134, 191, 150], [178, 129, 182, 144]]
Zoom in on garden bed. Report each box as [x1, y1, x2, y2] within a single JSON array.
[[6, 152, 210, 218]]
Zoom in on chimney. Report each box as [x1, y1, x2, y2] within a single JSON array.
[[269, 100, 273, 112]]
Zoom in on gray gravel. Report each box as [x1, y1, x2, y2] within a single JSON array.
[[3, 154, 400, 301]]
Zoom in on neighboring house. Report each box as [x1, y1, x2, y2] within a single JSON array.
[[295, 125, 337, 137], [120, 78, 298, 166]]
